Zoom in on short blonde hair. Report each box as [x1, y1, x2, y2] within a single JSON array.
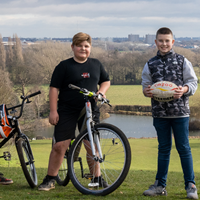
[[72, 32, 92, 46]]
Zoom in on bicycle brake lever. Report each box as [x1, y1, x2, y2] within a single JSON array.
[[26, 98, 32, 103]]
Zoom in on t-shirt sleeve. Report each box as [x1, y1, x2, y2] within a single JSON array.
[[50, 62, 65, 89], [98, 61, 110, 85]]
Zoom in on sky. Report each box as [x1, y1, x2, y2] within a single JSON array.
[[0, 0, 200, 38]]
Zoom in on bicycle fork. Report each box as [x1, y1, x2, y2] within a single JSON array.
[[85, 101, 104, 162]]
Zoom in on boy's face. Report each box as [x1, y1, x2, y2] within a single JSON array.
[[71, 41, 91, 62], [155, 34, 174, 55]]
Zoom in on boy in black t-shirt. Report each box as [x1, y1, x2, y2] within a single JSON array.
[[38, 32, 110, 191]]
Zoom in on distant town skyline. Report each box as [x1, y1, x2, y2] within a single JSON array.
[[1, 0, 200, 38]]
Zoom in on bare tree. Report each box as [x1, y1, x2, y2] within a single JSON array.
[[25, 41, 72, 84], [0, 35, 6, 71], [6, 37, 14, 73], [0, 69, 17, 105]]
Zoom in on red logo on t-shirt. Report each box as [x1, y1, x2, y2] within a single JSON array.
[[81, 73, 90, 78]]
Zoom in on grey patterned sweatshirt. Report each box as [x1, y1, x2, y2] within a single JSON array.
[[141, 49, 198, 118]]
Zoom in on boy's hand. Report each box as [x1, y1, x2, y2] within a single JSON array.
[[49, 111, 59, 125], [96, 91, 106, 98], [143, 85, 153, 98], [174, 85, 189, 99]]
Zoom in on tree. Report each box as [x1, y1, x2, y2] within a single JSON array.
[[0, 35, 6, 71], [10, 34, 35, 96], [0, 69, 17, 105], [26, 41, 72, 84], [6, 37, 13, 73]]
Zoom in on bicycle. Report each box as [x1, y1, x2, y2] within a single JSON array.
[[0, 91, 41, 188], [54, 84, 131, 195]]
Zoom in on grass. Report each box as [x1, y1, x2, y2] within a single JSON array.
[[0, 139, 199, 199], [105, 84, 200, 106], [41, 84, 200, 106]]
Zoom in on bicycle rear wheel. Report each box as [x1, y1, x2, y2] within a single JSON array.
[[16, 138, 37, 188], [52, 138, 70, 186], [68, 123, 131, 195]]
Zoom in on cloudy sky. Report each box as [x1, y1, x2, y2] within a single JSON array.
[[0, 0, 200, 38]]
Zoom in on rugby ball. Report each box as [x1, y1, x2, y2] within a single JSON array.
[[150, 81, 178, 102]]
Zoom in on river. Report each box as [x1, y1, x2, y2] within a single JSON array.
[[33, 114, 200, 139]]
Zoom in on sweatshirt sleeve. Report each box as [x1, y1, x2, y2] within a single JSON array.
[[183, 58, 198, 96], [141, 62, 153, 91]]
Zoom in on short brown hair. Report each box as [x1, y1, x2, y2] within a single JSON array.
[[156, 27, 173, 38], [72, 32, 92, 46]]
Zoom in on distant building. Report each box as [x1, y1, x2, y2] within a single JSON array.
[[113, 37, 128, 42], [128, 34, 139, 42], [98, 37, 113, 42], [192, 37, 200, 41], [145, 34, 156, 44], [3, 37, 9, 42]]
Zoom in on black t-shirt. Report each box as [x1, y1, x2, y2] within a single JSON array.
[[50, 57, 110, 109]]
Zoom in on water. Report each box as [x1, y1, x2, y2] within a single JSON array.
[[34, 114, 200, 138], [102, 114, 156, 138]]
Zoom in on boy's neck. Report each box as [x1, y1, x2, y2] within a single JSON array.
[[158, 49, 173, 56]]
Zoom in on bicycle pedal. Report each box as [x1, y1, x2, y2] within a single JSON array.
[[3, 151, 11, 161], [84, 173, 94, 179]]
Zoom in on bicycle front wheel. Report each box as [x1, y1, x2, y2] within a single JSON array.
[[16, 138, 37, 188], [52, 138, 70, 186], [68, 123, 131, 195]]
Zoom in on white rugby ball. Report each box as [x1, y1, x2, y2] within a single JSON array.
[[150, 81, 178, 102]]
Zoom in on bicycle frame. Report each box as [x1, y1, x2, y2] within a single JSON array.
[[77, 96, 103, 163], [68, 84, 108, 163]]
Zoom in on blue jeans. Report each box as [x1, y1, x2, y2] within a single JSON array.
[[153, 117, 195, 189]]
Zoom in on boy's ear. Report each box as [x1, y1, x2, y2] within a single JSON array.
[[71, 44, 74, 51], [172, 39, 175, 45], [155, 39, 158, 46]]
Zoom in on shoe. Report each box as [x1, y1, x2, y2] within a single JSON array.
[[186, 182, 198, 199], [38, 176, 55, 191], [89, 176, 109, 188], [143, 180, 167, 196], [0, 176, 13, 185]]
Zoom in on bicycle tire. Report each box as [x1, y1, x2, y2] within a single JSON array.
[[52, 138, 70, 186], [68, 123, 131, 195], [16, 138, 38, 188]]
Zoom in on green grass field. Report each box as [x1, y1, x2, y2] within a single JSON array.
[[105, 84, 200, 106], [41, 84, 200, 106], [0, 139, 199, 199]]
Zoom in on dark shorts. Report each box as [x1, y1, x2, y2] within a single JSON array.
[[54, 104, 100, 143]]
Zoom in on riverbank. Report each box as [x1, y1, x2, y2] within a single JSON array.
[[106, 105, 152, 116], [105, 105, 200, 131]]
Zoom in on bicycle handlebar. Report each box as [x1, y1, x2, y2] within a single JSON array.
[[68, 84, 111, 107], [26, 91, 41, 99], [7, 91, 41, 119], [68, 84, 81, 90]]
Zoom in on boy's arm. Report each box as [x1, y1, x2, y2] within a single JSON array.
[[142, 63, 153, 98], [49, 87, 59, 125], [97, 81, 110, 98], [183, 58, 198, 96], [174, 58, 198, 99]]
